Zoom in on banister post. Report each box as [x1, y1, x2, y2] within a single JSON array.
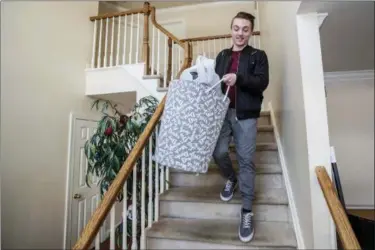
[[167, 37, 172, 84], [143, 2, 151, 75]]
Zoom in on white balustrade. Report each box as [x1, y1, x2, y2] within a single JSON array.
[[90, 13, 145, 69], [190, 35, 261, 64], [81, 128, 169, 250]]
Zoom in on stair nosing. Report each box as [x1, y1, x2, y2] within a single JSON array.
[[146, 217, 297, 248], [159, 186, 288, 205], [170, 166, 282, 175]]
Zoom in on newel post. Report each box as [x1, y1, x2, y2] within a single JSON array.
[[143, 2, 151, 75], [166, 37, 173, 84]]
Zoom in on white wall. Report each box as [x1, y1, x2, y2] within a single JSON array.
[[259, 2, 312, 247], [259, 2, 334, 249], [325, 70, 374, 208], [1, 2, 103, 248]]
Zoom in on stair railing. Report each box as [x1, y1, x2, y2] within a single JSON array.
[[148, 6, 193, 88], [88, 2, 192, 88], [74, 3, 191, 250], [315, 166, 362, 250], [180, 31, 261, 63]]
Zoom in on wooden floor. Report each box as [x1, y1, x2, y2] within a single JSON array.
[[348, 209, 375, 221]]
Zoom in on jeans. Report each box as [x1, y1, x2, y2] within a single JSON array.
[[213, 108, 258, 210]]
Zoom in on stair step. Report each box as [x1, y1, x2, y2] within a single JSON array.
[[160, 186, 290, 222], [146, 217, 297, 249], [169, 165, 284, 189], [170, 163, 281, 173]]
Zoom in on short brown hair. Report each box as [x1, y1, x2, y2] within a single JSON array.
[[231, 11, 255, 31]]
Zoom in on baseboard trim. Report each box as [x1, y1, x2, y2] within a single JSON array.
[[324, 69, 374, 82], [268, 102, 305, 249], [346, 205, 375, 210]]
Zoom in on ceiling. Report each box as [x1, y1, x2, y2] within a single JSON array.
[[300, 1, 374, 72]]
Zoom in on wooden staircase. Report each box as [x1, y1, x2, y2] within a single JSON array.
[[145, 111, 298, 249], [74, 2, 298, 250]]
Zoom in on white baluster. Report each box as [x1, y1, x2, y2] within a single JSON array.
[[122, 181, 128, 250], [148, 137, 153, 226], [160, 164, 165, 194], [178, 47, 182, 71], [129, 14, 134, 64], [213, 39, 216, 56], [163, 35, 167, 87], [122, 15, 128, 64], [140, 150, 146, 249], [136, 13, 140, 63], [165, 166, 170, 191], [258, 36, 261, 49], [104, 18, 109, 67], [116, 16, 121, 65], [157, 30, 161, 75], [91, 20, 97, 68], [110, 17, 115, 67], [171, 44, 175, 80], [202, 40, 209, 57], [151, 26, 155, 75], [131, 164, 137, 250], [97, 19, 103, 68], [154, 127, 159, 222], [110, 206, 115, 250]]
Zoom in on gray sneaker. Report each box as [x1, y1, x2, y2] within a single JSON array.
[[220, 179, 237, 201], [239, 210, 255, 242]]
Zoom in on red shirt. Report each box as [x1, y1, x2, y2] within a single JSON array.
[[226, 51, 240, 108]]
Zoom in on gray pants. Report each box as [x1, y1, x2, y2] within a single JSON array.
[[213, 109, 257, 210]]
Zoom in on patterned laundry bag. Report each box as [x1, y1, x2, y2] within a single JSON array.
[[153, 56, 231, 173]]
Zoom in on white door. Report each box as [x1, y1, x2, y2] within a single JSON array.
[[66, 117, 101, 249]]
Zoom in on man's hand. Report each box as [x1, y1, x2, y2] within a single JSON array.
[[223, 73, 237, 86]]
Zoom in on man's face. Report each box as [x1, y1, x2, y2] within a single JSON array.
[[231, 18, 252, 47]]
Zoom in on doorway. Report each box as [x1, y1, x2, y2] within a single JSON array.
[[64, 114, 101, 249]]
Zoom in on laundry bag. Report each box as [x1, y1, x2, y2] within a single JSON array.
[[153, 56, 230, 173]]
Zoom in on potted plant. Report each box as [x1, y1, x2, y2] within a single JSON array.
[[84, 95, 161, 249]]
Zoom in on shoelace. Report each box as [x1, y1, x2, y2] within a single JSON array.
[[242, 212, 253, 228], [224, 181, 234, 192]]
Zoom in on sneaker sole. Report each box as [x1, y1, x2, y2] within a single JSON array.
[[239, 228, 254, 242]]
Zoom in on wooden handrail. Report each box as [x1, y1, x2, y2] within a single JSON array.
[[180, 31, 260, 42], [72, 96, 166, 250], [89, 8, 145, 21], [150, 7, 184, 47], [315, 166, 361, 250], [73, 4, 191, 248], [177, 42, 192, 78]]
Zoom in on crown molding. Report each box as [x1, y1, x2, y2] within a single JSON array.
[[317, 12, 328, 28]]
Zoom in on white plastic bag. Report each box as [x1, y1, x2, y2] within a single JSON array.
[[179, 55, 220, 86]]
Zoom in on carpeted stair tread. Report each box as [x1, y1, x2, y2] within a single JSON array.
[[146, 217, 297, 248], [160, 185, 288, 205]]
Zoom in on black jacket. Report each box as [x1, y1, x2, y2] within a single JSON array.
[[215, 45, 269, 119]]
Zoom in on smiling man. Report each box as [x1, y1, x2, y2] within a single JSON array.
[[213, 11, 269, 242]]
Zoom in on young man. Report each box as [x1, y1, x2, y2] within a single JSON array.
[[213, 12, 269, 242]]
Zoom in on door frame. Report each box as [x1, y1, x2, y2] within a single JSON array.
[[63, 112, 100, 249]]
